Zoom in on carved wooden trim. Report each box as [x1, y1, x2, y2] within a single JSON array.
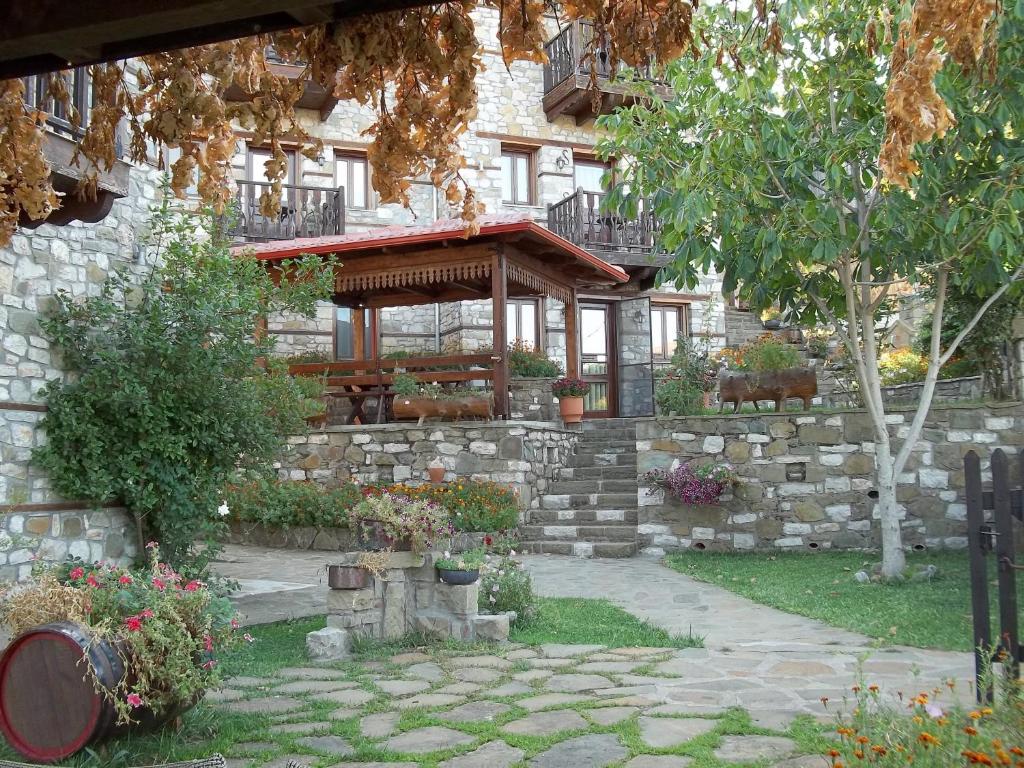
[[506, 262, 572, 305], [335, 260, 491, 294]]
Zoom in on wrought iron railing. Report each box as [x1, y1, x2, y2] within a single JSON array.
[[227, 180, 345, 241], [542, 19, 659, 94], [547, 188, 658, 254]]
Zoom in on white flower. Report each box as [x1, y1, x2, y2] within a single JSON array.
[[217, 501, 230, 517], [509, 549, 516, 557], [491, 584, 499, 592], [488, 595, 496, 604], [443, 550, 451, 559], [498, 570, 505, 576]]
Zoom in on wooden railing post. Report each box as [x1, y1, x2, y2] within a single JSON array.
[[492, 247, 509, 419], [965, 450, 994, 703], [991, 449, 1020, 684]]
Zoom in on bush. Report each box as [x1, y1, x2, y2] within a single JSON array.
[[478, 555, 535, 625], [655, 338, 717, 415], [642, 461, 737, 504], [739, 333, 802, 371], [507, 340, 562, 378], [878, 349, 930, 386], [225, 479, 360, 529], [385, 480, 519, 533]]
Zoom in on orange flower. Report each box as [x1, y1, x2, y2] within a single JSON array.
[[963, 750, 995, 765], [868, 684, 879, 693], [918, 732, 940, 746], [871, 745, 887, 756], [966, 727, 980, 736]]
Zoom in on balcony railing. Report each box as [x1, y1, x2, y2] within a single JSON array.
[[548, 188, 658, 255], [542, 20, 659, 95], [227, 180, 345, 241]]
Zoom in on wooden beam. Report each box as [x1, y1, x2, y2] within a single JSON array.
[[565, 293, 579, 378], [492, 246, 509, 420], [352, 307, 365, 361]]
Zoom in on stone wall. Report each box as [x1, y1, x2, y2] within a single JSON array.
[[509, 377, 556, 422], [636, 402, 1024, 555], [823, 376, 985, 409], [278, 421, 578, 512]]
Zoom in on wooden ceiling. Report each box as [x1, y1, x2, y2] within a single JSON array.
[[0, 0, 438, 79]]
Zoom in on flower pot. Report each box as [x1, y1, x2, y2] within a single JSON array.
[[327, 565, 371, 589], [762, 319, 782, 330], [428, 465, 446, 483], [437, 568, 480, 586], [558, 396, 585, 424], [356, 520, 413, 552]]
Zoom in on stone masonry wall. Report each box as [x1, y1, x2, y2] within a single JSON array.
[[636, 402, 1024, 555], [278, 422, 578, 513], [509, 377, 555, 422]]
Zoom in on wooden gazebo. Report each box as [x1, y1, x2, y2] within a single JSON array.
[[239, 213, 628, 420]]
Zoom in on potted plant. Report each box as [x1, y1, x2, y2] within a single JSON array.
[[391, 376, 493, 425], [427, 457, 446, 483], [760, 307, 783, 329], [435, 548, 485, 585], [349, 492, 453, 553], [642, 461, 737, 504], [552, 376, 590, 423]]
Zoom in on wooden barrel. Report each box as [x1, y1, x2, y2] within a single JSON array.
[[0, 621, 126, 762]]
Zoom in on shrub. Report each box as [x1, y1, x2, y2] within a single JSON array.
[[552, 377, 591, 397], [386, 480, 519, 533], [655, 338, 718, 415], [642, 461, 736, 504], [740, 333, 802, 372], [507, 339, 562, 378], [478, 554, 535, 625], [349, 492, 452, 553], [392, 373, 419, 395], [225, 478, 360, 529], [878, 348, 930, 386]]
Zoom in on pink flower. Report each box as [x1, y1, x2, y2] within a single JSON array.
[[184, 580, 200, 592], [230, 618, 240, 629], [86, 574, 100, 588], [152, 577, 166, 591], [124, 616, 143, 632], [69, 567, 84, 580], [203, 635, 214, 652], [126, 693, 143, 708], [145, 541, 158, 549], [119, 574, 133, 585], [202, 660, 216, 670], [141, 608, 154, 618]]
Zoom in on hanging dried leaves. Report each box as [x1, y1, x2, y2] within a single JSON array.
[[880, 0, 1000, 188]]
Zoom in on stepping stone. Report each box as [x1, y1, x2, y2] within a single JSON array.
[[206, 688, 246, 703], [223, 696, 305, 715], [438, 701, 512, 723], [540, 644, 606, 658], [587, 706, 638, 725], [749, 710, 800, 731], [526, 658, 575, 669], [768, 662, 835, 677], [714, 736, 798, 762], [610, 648, 675, 658], [529, 734, 627, 768], [223, 759, 250, 768], [339, 764, 418, 768], [454, 667, 502, 683], [600, 695, 663, 707], [647, 704, 726, 717], [315, 689, 375, 706], [226, 676, 274, 688], [513, 669, 552, 682], [577, 661, 643, 674], [329, 707, 360, 720], [638, 717, 716, 748], [502, 709, 588, 737], [269, 721, 331, 735], [278, 667, 350, 680], [625, 757, 692, 768], [275, 680, 359, 694], [260, 755, 313, 768], [392, 652, 433, 664], [437, 682, 482, 695], [232, 742, 276, 754], [485, 682, 534, 697], [295, 735, 353, 756], [546, 674, 614, 693], [771, 758, 829, 768], [376, 679, 431, 696], [449, 655, 513, 669], [394, 693, 465, 709], [517, 693, 591, 711], [385, 726, 475, 755], [405, 662, 446, 682], [506, 648, 538, 660], [440, 740, 525, 768], [361, 712, 401, 738]]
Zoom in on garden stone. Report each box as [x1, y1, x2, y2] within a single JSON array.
[[638, 717, 716, 748], [206, 688, 245, 703], [517, 693, 592, 711], [269, 721, 332, 735], [316, 689, 375, 706], [484, 681, 534, 697], [853, 570, 870, 584], [275, 680, 359, 694], [385, 726, 475, 755], [502, 709, 588, 736], [770, 757, 829, 768], [625, 758, 693, 768], [749, 711, 799, 731], [529, 734, 627, 768], [610, 647, 675, 657], [454, 666, 502, 683], [539, 644, 605, 658], [586, 707, 638, 725], [506, 648, 538, 660], [329, 707, 360, 721], [232, 742, 276, 754], [394, 693, 465, 709], [306, 627, 351, 661], [405, 662, 445, 681], [449, 655, 513, 669], [714, 736, 797, 762], [437, 701, 511, 723], [295, 735, 354, 756], [278, 667, 351, 680], [513, 669, 552, 682], [223, 696, 305, 714], [228, 675, 277, 688], [376, 679, 431, 696], [392, 652, 432, 664], [437, 682, 483, 695], [545, 674, 614, 692], [439, 740, 525, 768], [576, 661, 642, 674], [360, 712, 401, 738], [526, 658, 575, 669]]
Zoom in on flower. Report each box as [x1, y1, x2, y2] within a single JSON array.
[[489, 595, 496, 603], [141, 608, 154, 618], [69, 566, 84, 580], [124, 615, 143, 632], [119, 574, 133, 585], [152, 577, 166, 590], [491, 584, 499, 592], [231, 617, 240, 629], [126, 693, 143, 708], [217, 501, 230, 517], [184, 580, 200, 592], [203, 635, 214, 652], [86, 574, 100, 588], [145, 541, 158, 549], [925, 702, 944, 719], [243, 633, 254, 643]]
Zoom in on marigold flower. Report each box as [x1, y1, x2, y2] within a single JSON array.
[[868, 684, 879, 693], [966, 727, 979, 736], [918, 732, 940, 746]]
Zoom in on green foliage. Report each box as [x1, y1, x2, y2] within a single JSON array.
[[655, 337, 718, 416], [507, 339, 562, 378], [877, 349, 930, 386], [349, 492, 453, 553], [739, 334, 802, 372], [435, 547, 485, 571], [478, 555, 535, 625], [33, 198, 333, 567], [391, 373, 419, 396], [224, 478, 360, 529]]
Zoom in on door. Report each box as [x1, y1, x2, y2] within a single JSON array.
[[616, 297, 655, 417], [580, 303, 616, 417]]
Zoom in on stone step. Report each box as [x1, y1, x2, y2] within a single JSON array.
[[540, 492, 638, 510], [563, 465, 638, 481], [582, 417, 642, 430], [530, 508, 639, 524], [519, 540, 637, 558], [520, 524, 638, 543], [577, 428, 636, 441], [570, 449, 638, 463], [548, 478, 638, 494]]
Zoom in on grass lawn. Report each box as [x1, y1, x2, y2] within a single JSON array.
[[664, 550, 988, 652]]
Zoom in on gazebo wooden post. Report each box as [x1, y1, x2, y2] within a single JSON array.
[[352, 307, 366, 363], [492, 247, 509, 419], [565, 292, 579, 377]]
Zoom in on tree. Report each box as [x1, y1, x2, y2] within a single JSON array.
[[32, 198, 334, 566], [599, 0, 1024, 577]]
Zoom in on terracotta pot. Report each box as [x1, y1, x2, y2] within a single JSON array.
[[428, 465, 446, 483], [558, 396, 585, 423]]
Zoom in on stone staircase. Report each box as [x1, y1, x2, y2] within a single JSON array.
[[521, 419, 639, 558]]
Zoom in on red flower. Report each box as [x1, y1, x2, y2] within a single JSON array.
[[152, 577, 166, 591], [86, 574, 100, 588], [484, 535, 493, 546], [141, 608, 154, 618], [203, 635, 214, 652], [69, 566, 84, 580], [119, 574, 133, 585], [184, 580, 200, 592], [124, 616, 143, 632]]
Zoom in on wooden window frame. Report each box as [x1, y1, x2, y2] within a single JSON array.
[[245, 146, 297, 187], [572, 152, 614, 193], [507, 297, 542, 350], [335, 151, 372, 210], [651, 303, 690, 361], [500, 146, 537, 206]]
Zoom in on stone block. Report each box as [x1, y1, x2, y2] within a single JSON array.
[[703, 435, 725, 453], [798, 425, 842, 445], [769, 421, 796, 439], [382, 582, 407, 638], [306, 627, 352, 661], [327, 587, 377, 613], [436, 583, 479, 615], [792, 501, 824, 522], [724, 441, 751, 462], [473, 613, 510, 642]]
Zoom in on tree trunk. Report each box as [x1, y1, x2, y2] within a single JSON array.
[[875, 443, 906, 578]]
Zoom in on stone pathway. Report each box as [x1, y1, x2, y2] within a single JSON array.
[[214, 643, 834, 768]]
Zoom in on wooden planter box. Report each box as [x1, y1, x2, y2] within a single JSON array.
[[718, 366, 817, 413], [392, 395, 493, 425]]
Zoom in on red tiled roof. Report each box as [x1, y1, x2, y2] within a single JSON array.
[[233, 213, 628, 284]]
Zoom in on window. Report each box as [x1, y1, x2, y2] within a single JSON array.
[[500, 148, 535, 205], [573, 157, 610, 193], [506, 298, 540, 349], [651, 304, 689, 361], [335, 307, 375, 360], [247, 147, 295, 186], [335, 153, 370, 209]]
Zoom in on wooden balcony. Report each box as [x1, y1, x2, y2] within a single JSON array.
[[223, 48, 338, 120], [541, 20, 671, 124], [19, 67, 131, 229], [226, 180, 345, 242]]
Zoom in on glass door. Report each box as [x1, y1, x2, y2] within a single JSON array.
[[580, 303, 616, 417]]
